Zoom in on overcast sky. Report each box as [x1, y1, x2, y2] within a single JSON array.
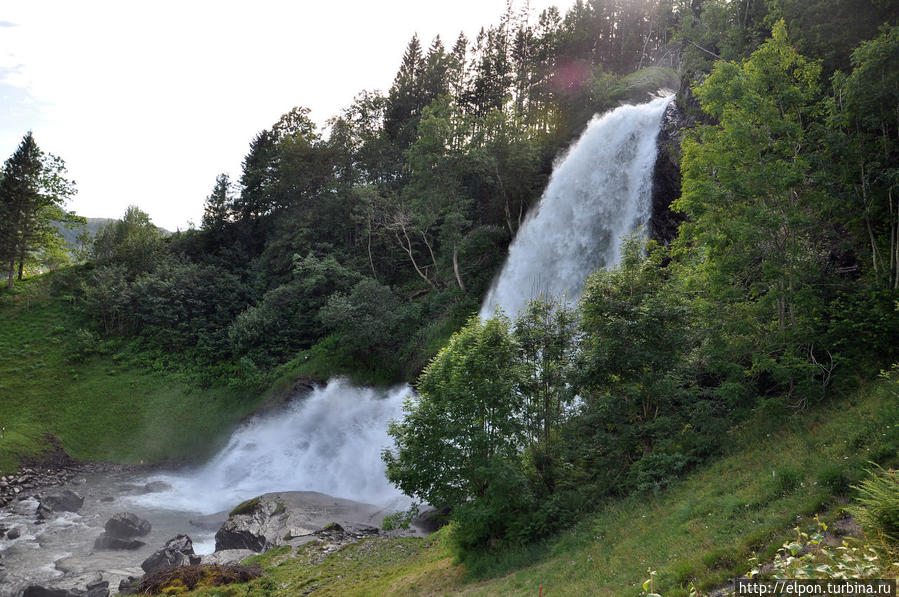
[[1, 0, 574, 231]]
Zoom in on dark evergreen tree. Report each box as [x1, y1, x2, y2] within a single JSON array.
[[201, 173, 233, 233], [235, 129, 278, 221], [384, 34, 425, 158]]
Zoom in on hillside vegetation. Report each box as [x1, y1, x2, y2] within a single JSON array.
[[0, 0, 897, 592], [0, 270, 263, 473], [178, 375, 898, 596]]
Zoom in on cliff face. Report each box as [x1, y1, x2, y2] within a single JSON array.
[[649, 98, 687, 245]]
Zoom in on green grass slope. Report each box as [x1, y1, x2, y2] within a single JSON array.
[[0, 270, 263, 473], [181, 375, 897, 597]]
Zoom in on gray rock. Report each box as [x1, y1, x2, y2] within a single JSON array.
[[94, 511, 151, 549], [37, 490, 84, 519], [412, 506, 452, 534], [93, 535, 145, 550], [649, 98, 685, 245], [22, 580, 109, 597], [143, 480, 172, 493], [85, 580, 109, 597], [117, 577, 139, 595], [141, 534, 200, 574], [6, 526, 20, 540], [214, 491, 383, 553], [199, 548, 256, 566], [23, 587, 76, 597], [104, 512, 151, 538]]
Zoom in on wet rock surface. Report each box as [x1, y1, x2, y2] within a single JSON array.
[[141, 534, 200, 574], [214, 491, 385, 552], [37, 491, 84, 520], [649, 98, 686, 244]]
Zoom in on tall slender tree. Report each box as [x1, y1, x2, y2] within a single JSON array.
[[0, 132, 78, 288]]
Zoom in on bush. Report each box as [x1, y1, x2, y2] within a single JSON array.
[[628, 452, 689, 493]]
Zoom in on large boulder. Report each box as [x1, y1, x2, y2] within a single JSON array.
[[36, 490, 84, 519], [141, 534, 201, 574], [94, 512, 151, 550], [214, 491, 383, 553], [104, 512, 151, 538]]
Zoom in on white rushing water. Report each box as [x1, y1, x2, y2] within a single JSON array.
[[137, 379, 411, 514], [480, 95, 673, 319]]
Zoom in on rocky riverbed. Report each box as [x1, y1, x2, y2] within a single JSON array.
[[0, 461, 420, 597]]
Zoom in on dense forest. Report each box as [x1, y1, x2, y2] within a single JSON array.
[[2, 0, 898, 562]]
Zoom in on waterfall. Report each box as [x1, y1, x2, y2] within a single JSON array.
[[480, 95, 673, 319], [143, 97, 673, 515], [137, 379, 411, 514]]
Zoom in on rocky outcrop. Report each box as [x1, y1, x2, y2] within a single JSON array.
[[141, 534, 201, 575], [214, 491, 383, 552], [36, 489, 84, 519], [93, 512, 151, 550], [649, 83, 716, 245], [649, 99, 686, 245]]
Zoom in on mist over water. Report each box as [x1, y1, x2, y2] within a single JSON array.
[[480, 95, 673, 319], [136, 379, 411, 514]]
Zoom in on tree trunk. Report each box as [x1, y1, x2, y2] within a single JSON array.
[[6, 258, 15, 289], [452, 242, 466, 292]]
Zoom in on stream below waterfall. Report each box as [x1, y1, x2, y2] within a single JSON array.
[[0, 379, 410, 596]]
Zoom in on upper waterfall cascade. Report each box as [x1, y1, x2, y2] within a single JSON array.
[[480, 95, 674, 319]]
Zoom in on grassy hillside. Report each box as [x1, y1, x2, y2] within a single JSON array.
[[182, 376, 897, 596], [0, 269, 264, 473]]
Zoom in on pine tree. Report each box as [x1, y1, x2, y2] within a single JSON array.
[[384, 34, 425, 151], [0, 132, 77, 288]]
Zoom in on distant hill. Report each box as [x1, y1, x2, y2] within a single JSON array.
[[53, 217, 172, 252], [53, 217, 116, 249]]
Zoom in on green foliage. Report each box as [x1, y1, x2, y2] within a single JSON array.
[[752, 518, 890, 580], [676, 21, 840, 408], [384, 315, 522, 509], [231, 498, 261, 517], [849, 465, 899, 543], [381, 503, 420, 531], [92, 205, 166, 275], [827, 24, 899, 291], [579, 237, 696, 465], [319, 277, 405, 370]]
